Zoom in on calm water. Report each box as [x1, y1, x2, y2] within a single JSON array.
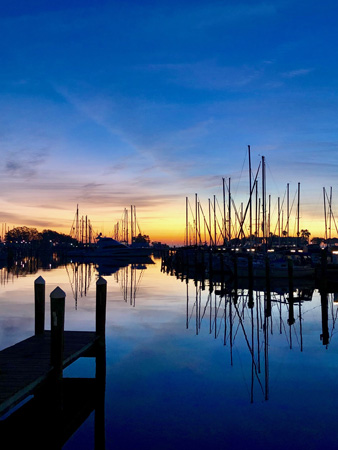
[[1, 256, 338, 449]]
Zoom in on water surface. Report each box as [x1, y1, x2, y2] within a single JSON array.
[[0, 257, 337, 449]]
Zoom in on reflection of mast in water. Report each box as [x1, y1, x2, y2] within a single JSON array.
[[185, 274, 311, 403], [119, 264, 145, 307], [320, 287, 329, 347], [328, 292, 338, 342], [66, 262, 95, 309], [317, 290, 338, 346], [0, 267, 9, 285], [0, 257, 39, 285]]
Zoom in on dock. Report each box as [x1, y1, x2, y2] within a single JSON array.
[[0, 276, 107, 448], [0, 330, 98, 416]]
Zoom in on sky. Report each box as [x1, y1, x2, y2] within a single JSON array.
[[1, 0, 338, 245]]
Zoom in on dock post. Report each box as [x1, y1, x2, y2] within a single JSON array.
[[96, 277, 107, 342], [50, 287, 66, 379], [34, 276, 45, 335], [95, 277, 107, 450]]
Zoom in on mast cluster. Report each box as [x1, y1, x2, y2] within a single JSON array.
[[69, 204, 94, 244], [114, 206, 141, 245], [185, 149, 302, 249]]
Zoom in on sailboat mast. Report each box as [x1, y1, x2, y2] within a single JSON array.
[[222, 177, 226, 244], [329, 187, 332, 241], [195, 193, 198, 246], [208, 198, 212, 247], [85, 215, 88, 244], [262, 156, 266, 246], [278, 197, 281, 247], [124, 208, 129, 244], [287, 183, 290, 242], [76, 204, 79, 242], [268, 194, 271, 243], [323, 187, 327, 241], [134, 205, 137, 238], [248, 145, 252, 243], [198, 199, 201, 245], [186, 197, 188, 247], [255, 180, 258, 244], [214, 194, 217, 246], [297, 182, 300, 247], [228, 178, 231, 244]]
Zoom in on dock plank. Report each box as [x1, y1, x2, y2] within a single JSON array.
[[0, 330, 98, 416]]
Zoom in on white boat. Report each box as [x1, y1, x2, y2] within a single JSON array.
[[93, 237, 131, 257], [68, 236, 131, 258], [68, 236, 155, 260]]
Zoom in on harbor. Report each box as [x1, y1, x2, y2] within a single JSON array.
[[1, 0, 338, 448]]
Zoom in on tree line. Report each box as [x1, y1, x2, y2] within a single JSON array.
[[3, 227, 77, 245]]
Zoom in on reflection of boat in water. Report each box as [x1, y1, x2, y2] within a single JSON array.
[[235, 254, 315, 278], [96, 256, 154, 277]]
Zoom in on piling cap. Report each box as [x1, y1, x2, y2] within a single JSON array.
[[96, 277, 107, 285], [50, 286, 66, 299], [35, 276, 45, 285]]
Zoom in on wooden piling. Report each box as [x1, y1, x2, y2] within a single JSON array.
[[34, 276, 45, 335], [50, 287, 66, 379], [96, 277, 107, 340], [95, 278, 107, 449]]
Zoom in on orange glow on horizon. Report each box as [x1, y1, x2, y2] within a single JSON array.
[[0, 195, 331, 247], [0, 212, 330, 248]]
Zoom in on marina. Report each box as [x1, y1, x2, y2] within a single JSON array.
[[1, 1, 337, 448]]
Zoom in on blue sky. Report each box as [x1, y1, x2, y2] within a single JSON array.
[[1, 0, 338, 242]]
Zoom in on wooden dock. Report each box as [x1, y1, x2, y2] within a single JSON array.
[[0, 274, 107, 446], [0, 330, 98, 416]]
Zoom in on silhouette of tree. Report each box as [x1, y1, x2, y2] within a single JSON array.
[[5, 226, 41, 243], [41, 229, 76, 244], [133, 233, 150, 244], [300, 229, 311, 242]]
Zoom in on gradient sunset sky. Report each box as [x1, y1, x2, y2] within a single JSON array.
[[1, 0, 337, 244]]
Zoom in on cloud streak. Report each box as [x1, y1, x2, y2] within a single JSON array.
[[4, 149, 49, 179]]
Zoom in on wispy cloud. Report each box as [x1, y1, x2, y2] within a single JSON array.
[[282, 68, 314, 78], [4, 149, 49, 178], [147, 61, 261, 91]]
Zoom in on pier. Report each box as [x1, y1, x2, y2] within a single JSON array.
[[0, 276, 107, 448]]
